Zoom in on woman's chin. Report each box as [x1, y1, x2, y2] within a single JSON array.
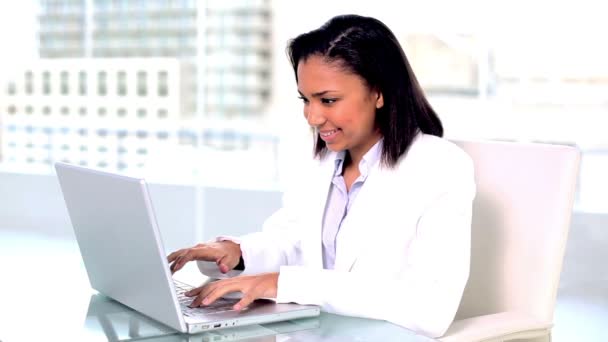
[[325, 144, 346, 153]]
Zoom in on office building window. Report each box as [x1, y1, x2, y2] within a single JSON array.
[[117, 71, 127, 96], [98, 71, 107, 96], [7, 81, 16, 95], [60, 71, 69, 95], [78, 71, 86, 95], [43, 71, 51, 95], [137, 71, 147, 96], [158, 71, 168, 96], [25, 71, 34, 94]]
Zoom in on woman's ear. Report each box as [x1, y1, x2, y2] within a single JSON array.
[[375, 92, 384, 109]]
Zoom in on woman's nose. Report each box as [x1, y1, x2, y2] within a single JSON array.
[[305, 105, 326, 127]]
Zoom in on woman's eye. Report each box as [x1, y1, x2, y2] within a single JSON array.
[[321, 98, 337, 104], [298, 96, 309, 104]]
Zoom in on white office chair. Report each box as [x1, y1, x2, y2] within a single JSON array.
[[440, 140, 580, 342]]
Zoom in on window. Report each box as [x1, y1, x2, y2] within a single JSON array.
[[158, 71, 168, 96], [25, 71, 34, 94], [117, 71, 127, 95], [7, 81, 16, 95], [60, 71, 69, 95], [43, 71, 51, 95], [98, 71, 107, 95], [78, 71, 86, 95], [137, 71, 147, 96]]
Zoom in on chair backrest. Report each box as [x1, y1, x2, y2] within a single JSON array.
[[452, 140, 580, 323]]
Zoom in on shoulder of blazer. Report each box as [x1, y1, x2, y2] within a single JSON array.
[[392, 133, 474, 183], [305, 136, 473, 182]]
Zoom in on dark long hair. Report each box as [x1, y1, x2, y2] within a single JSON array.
[[287, 14, 443, 167]]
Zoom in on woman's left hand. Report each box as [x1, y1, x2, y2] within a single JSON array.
[[185, 273, 279, 311]]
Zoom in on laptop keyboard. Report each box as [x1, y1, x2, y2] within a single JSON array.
[[173, 280, 238, 317]]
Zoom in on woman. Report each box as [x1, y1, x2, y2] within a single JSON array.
[[168, 14, 475, 338]]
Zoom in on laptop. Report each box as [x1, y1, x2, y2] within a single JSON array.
[[54, 162, 320, 334]]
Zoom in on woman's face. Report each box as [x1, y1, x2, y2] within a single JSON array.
[[297, 55, 383, 159]]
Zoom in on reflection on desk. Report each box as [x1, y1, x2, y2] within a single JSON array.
[[0, 230, 437, 342], [85, 294, 320, 342], [86, 293, 437, 342]]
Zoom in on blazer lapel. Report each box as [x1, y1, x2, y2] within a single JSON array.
[[333, 164, 394, 271]]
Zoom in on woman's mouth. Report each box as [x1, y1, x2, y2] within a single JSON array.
[[319, 129, 341, 142]]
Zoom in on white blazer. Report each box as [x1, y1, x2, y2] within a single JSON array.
[[198, 133, 476, 338]]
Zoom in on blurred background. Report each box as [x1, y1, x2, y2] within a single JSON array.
[[1, 0, 607, 207], [0, 1, 606, 340]]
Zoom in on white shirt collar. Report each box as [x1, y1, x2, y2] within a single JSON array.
[[333, 138, 384, 177]]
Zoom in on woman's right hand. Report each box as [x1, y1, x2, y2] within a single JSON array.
[[167, 241, 242, 274]]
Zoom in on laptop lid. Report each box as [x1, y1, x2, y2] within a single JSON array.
[[55, 162, 187, 332]]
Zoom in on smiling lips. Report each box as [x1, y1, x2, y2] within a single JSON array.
[[319, 128, 341, 142]]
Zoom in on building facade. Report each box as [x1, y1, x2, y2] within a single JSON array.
[[38, 0, 273, 119], [0, 0, 277, 179], [1, 58, 183, 171]]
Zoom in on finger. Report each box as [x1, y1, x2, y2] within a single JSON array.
[[167, 249, 186, 262], [185, 278, 215, 296], [169, 252, 189, 273], [188, 281, 222, 307], [213, 254, 229, 273], [216, 254, 238, 273], [171, 250, 199, 273], [169, 256, 187, 273], [218, 263, 229, 274], [196, 282, 242, 307], [185, 286, 204, 297], [234, 293, 256, 311]]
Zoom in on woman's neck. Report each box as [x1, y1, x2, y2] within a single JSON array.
[[346, 134, 382, 168]]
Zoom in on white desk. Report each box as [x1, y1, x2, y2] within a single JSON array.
[[0, 230, 437, 342]]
